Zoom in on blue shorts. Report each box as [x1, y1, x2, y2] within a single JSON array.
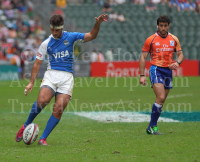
[[149, 65, 172, 89]]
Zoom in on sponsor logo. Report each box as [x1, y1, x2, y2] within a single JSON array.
[[156, 48, 174, 52], [170, 41, 174, 46], [37, 53, 42, 58], [163, 44, 168, 47], [155, 42, 160, 46], [106, 63, 149, 77], [52, 50, 69, 59], [24, 126, 32, 142], [64, 40, 69, 45]]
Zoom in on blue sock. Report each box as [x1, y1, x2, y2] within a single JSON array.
[[40, 115, 60, 139], [148, 102, 162, 130], [24, 101, 42, 127]]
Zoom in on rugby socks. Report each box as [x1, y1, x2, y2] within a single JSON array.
[[24, 101, 42, 127], [148, 102, 162, 130], [40, 115, 60, 139]]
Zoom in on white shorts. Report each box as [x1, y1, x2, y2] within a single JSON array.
[[40, 69, 74, 96]]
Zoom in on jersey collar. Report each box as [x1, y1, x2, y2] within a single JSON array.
[[51, 31, 64, 40]]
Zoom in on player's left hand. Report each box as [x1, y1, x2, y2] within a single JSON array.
[[95, 14, 108, 23], [169, 62, 179, 70], [24, 82, 34, 96], [140, 76, 147, 86]]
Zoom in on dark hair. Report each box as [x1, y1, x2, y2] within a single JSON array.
[[157, 15, 170, 25], [49, 15, 64, 27]]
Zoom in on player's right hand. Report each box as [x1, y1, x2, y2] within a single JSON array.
[[24, 82, 34, 96], [95, 13, 108, 23], [169, 62, 179, 70], [140, 76, 147, 86]]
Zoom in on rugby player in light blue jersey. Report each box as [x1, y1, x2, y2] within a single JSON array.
[[16, 14, 108, 145]]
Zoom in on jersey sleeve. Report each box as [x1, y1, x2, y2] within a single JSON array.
[[71, 32, 85, 43], [170, 34, 182, 52], [175, 37, 182, 52], [36, 38, 49, 60], [142, 38, 151, 53]]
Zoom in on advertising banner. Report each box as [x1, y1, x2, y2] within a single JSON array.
[[0, 65, 18, 81], [91, 60, 198, 77]]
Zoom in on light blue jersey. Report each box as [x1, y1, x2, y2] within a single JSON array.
[[36, 31, 85, 73]]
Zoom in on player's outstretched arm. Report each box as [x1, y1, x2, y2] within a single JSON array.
[[24, 59, 43, 96], [169, 51, 184, 70], [139, 52, 148, 85], [84, 13, 108, 42]]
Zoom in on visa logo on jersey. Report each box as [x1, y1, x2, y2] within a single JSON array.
[[52, 50, 69, 59]]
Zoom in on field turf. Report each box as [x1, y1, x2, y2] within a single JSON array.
[[0, 77, 199, 162]]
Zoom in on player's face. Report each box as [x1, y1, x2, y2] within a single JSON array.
[[157, 22, 170, 36], [51, 28, 63, 38]]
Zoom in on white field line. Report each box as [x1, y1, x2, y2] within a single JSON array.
[[94, 101, 133, 107], [74, 111, 181, 122], [167, 93, 193, 99], [92, 93, 193, 107]]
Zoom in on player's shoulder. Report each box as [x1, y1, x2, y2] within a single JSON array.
[[145, 33, 157, 43], [168, 33, 180, 43], [62, 31, 70, 35], [63, 31, 78, 39], [64, 31, 77, 35]]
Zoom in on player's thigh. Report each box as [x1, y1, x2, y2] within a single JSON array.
[[37, 87, 54, 108], [152, 83, 165, 101], [53, 94, 71, 113], [165, 89, 170, 100], [57, 72, 74, 97], [160, 89, 170, 105], [52, 71, 73, 114], [38, 70, 57, 108]]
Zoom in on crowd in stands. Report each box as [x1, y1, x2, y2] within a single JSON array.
[[1, 0, 198, 65], [0, 0, 46, 78], [109, 11, 126, 22], [54, 0, 199, 24], [100, 1, 126, 22], [90, 48, 115, 62], [90, 50, 105, 62], [174, 0, 197, 12], [95, 0, 200, 13], [95, 0, 199, 23]]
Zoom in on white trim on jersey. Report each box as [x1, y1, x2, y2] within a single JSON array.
[[36, 37, 51, 60], [155, 66, 158, 83], [36, 36, 52, 69]]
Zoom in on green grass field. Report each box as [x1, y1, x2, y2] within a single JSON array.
[[0, 77, 200, 162]]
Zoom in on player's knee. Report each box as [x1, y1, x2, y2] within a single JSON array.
[[57, 106, 64, 114], [37, 97, 50, 108], [53, 113, 62, 119], [158, 96, 165, 103], [53, 106, 64, 119]]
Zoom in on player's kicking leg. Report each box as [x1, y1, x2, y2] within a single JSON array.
[[38, 93, 70, 145], [16, 87, 53, 142], [146, 83, 169, 135]]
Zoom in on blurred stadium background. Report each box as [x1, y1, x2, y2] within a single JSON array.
[[0, 0, 199, 79]]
